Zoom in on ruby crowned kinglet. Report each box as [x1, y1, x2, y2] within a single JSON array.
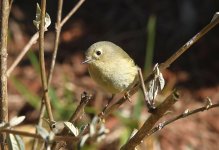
[[83, 41, 138, 94]]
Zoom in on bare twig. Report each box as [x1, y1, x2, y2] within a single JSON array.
[[32, 102, 46, 150], [33, 1, 63, 149], [62, 92, 92, 133], [138, 68, 155, 110], [60, 0, 85, 27], [0, 129, 79, 142], [69, 92, 92, 123], [9, 0, 13, 12], [48, 0, 86, 84], [0, 0, 10, 148], [101, 12, 219, 119], [148, 100, 219, 136], [52, 92, 92, 149], [120, 91, 179, 150], [7, 32, 39, 77], [39, 0, 54, 122], [47, 0, 63, 85]]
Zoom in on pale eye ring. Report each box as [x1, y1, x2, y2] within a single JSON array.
[[96, 50, 102, 56]]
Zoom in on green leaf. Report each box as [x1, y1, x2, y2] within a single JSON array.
[[145, 15, 156, 73], [27, 51, 40, 74]]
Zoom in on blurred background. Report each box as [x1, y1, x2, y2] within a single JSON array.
[[6, 0, 219, 149]]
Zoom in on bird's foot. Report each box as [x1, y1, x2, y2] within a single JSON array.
[[124, 92, 132, 102]]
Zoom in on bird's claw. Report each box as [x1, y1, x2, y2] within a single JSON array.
[[124, 92, 131, 102]]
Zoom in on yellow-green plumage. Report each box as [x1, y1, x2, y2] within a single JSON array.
[[84, 41, 138, 94]]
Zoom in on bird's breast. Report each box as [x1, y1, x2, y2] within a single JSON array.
[[88, 59, 138, 94]]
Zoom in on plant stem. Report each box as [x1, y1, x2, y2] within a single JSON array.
[[7, 32, 39, 77], [0, 0, 10, 148], [39, 0, 54, 122], [60, 0, 85, 27], [48, 0, 63, 85]]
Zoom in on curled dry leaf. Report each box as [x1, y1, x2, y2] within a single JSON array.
[[36, 125, 49, 141], [146, 63, 165, 104], [64, 122, 79, 136], [7, 134, 25, 150], [205, 97, 213, 110], [9, 116, 25, 127], [33, 3, 51, 30]]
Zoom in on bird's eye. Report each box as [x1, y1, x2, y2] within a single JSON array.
[[96, 50, 102, 56]]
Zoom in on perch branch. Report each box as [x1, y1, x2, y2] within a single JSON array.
[[120, 91, 179, 150]]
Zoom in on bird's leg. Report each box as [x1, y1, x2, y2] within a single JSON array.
[[124, 91, 132, 102], [103, 94, 114, 112]]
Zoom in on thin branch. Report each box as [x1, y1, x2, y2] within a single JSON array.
[[138, 68, 155, 110], [47, 0, 63, 85], [120, 91, 179, 150], [33, 1, 63, 149], [101, 12, 219, 119], [69, 92, 92, 123], [32, 102, 46, 150], [7, 32, 39, 77], [39, 0, 54, 122], [0, 129, 79, 142], [148, 101, 219, 136], [59, 92, 92, 135], [60, 0, 85, 27], [0, 0, 10, 148], [9, 0, 13, 12], [52, 92, 92, 149]]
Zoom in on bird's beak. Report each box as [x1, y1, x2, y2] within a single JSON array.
[[82, 56, 92, 64]]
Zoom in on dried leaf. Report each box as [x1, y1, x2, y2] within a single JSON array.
[[7, 134, 25, 150], [9, 116, 25, 127], [146, 63, 165, 103], [36, 125, 49, 141], [211, 12, 219, 22], [129, 129, 138, 139], [89, 123, 95, 136], [33, 3, 51, 30], [79, 134, 89, 148], [205, 97, 213, 110], [64, 122, 79, 136], [0, 122, 7, 130], [183, 109, 189, 117]]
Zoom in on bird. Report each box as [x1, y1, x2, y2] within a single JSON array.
[[83, 41, 138, 96]]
